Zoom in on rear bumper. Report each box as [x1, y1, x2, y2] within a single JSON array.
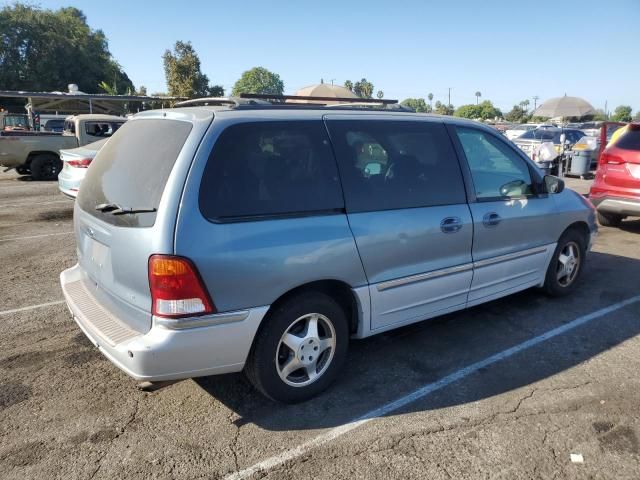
[[57, 170, 81, 198], [591, 196, 640, 217], [60, 264, 269, 381]]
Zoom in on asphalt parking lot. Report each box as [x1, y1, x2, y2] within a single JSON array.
[[1, 171, 640, 480]]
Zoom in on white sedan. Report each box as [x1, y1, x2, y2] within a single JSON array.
[[58, 139, 107, 198]]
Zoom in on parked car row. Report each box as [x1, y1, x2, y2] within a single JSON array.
[[512, 128, 586, 173], [0, 114, 125, 180]]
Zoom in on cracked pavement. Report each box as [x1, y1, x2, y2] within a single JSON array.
[[1, 172, 640, 479]]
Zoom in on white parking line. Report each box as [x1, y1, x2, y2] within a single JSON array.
[[0, 199, 72, 208], [226, 294, 640, 480], [0, 300, 65, 316], [0, 231, 73, 242]]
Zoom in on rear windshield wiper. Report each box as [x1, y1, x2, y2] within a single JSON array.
[[95, 203, 156, 215]]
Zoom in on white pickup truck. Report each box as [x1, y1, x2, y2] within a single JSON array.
[[0, 114, 126, 180]]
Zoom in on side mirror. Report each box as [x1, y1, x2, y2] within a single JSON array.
[[544, 175, 564, 194]]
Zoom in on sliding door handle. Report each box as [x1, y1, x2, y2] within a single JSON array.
[[440, 217, 462, 234]]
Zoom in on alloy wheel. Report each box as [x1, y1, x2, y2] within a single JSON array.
[[275, 313, 336, 387], [556, 241, 581, 287]]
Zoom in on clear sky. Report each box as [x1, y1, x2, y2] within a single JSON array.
[[15, 0, 640, 114]]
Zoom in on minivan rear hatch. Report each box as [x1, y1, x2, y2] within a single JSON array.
[[73, 111, 211, 333]]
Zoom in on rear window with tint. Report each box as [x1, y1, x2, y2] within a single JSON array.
[[78, 119, 192, 227], [199, 121, 344, 221], [615, 129, 640, 151]]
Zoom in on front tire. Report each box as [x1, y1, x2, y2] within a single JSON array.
[[542, 229, 586, 297], [245, 291, 349, 403], [30, 154, 62, 181], [597, 211, 623, 227]]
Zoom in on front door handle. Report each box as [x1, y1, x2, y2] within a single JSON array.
[[483, 212, 502, 227], [440, 216, 462, 234]]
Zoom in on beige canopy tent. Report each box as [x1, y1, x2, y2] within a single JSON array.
[[290, 83, 359, 104], [532, 95, 596, 119]]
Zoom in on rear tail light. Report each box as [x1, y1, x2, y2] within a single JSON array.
[[67, 158, 92, 168], [600, 152, 625, 165], [148, 255, 215, 318]]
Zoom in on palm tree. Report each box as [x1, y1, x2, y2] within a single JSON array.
[[475, 91, 481, 105], [427, 92, 434, 108]]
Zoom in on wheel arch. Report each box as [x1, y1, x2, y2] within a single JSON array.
[[263, 279, 361, 335], [563, 221, 590, 245], [26, 150, 60, 166]]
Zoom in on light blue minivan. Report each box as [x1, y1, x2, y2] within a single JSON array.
[[61, 102, 597, 402]]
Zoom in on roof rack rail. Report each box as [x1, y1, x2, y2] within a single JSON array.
[[324, 102, 413, 112], [239, 93, 399, 105], [174, 96, 271, 108]]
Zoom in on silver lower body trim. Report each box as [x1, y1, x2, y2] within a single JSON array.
[[376, 263, 473, 292], [376, 245, 550, 293], [472, 245, 549, 268]]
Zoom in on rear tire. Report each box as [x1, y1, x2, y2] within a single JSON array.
[[245, 291, 349, 403], [597, 211, 623, 227], [542, 229, 587, 297], [30, 154, 62, 181]]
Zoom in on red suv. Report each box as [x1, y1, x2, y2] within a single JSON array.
[[590, 123, 640, 227]]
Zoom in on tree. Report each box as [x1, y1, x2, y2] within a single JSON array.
[[376, 90, 384, 99], [344, 80, 354, 92], [505, 105, 527, 123], [612, 105, 633, 122], [231, 67, 284, 96], [479, 100, 502, 120], [589, 109, 608, 121], [519, 99, 530, 114], [163, 41, 223, 98], [353, 78, 374, 98], [0, 4, 133, 94], [634, 111, 640, 121], [475, 91, 481, 105], [427, 93, 434, 107], [454, 100, 500, 120], [400, 98, 431, 113], [434, 101, 454, 115], [454, 104, 481, 119], [98, 81, 118, 96]]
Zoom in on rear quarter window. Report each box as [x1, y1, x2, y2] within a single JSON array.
[[615, 129, 640, 151], [199, 121, 344, 221], [77, 118, 192, 227]]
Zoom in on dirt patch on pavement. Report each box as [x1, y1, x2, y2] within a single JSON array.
[[0, 441, 48, 467], [0, 382, 33, 410]]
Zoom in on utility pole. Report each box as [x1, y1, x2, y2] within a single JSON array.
[[448, 87, 452, 106], [604, 100, 608, 118], [533, 95, 539, 110]]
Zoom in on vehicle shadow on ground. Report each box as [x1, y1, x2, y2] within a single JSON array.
[[619, 219, 640, 234], [195, 251, 640, 431]]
